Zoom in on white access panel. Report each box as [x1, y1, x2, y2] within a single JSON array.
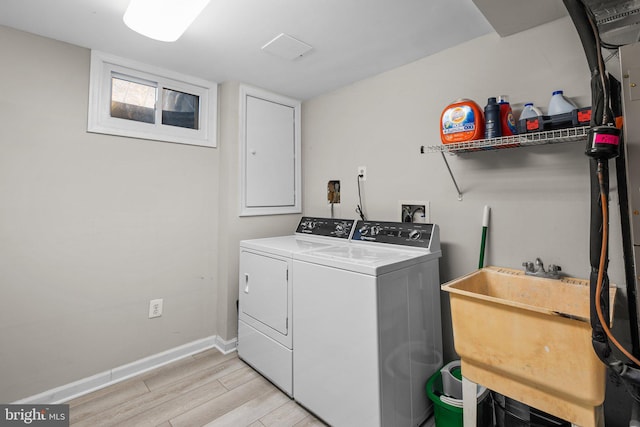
[[239, 85, 301, 216], [239, 249, 290, 343], [245, 95, 295, 207]]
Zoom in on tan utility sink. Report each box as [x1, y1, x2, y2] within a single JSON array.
[[442, 266, 617, 427]]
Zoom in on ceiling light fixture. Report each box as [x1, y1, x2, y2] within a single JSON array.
[[123, 0, 210, 42]]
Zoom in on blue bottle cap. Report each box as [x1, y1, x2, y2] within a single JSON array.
[[552, 90, 563, 95]]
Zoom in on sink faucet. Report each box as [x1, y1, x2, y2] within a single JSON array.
[[522, 258, 562, 279]]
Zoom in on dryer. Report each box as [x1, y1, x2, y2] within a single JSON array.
[[237, 217, 355, 396], [292, 221, 442, 427]]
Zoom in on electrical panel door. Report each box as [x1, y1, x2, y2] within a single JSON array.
[[240, 85, 301, 216]]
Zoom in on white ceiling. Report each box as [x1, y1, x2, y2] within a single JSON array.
[[0, 0, 567, 100]]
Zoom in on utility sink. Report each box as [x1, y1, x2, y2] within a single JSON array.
[[442, 266, 616, 427]]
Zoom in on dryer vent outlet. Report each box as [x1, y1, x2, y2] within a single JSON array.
[[400, 201, 430, 223]]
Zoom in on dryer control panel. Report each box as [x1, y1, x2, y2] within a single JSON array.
[[295, 217, 355, 239], [352, 221, 439, 249]]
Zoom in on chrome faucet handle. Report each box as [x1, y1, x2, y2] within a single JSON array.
[[548, 264, 562, 274], [522, 261, 534, 272], [523, 259, 562, 278]]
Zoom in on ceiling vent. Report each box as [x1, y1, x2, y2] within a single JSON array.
[[261, 33, 313, 60]]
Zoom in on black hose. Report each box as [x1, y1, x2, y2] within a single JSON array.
[[563, 0, 599, 69], [563, 0, 614, 365], [562, 0, 607, 126]]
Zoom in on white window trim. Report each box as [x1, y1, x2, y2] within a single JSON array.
[[239, 85, 302, 216], [88, 50, 217, 148]]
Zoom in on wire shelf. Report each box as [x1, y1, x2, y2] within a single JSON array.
[[422, 126, 590, 154]]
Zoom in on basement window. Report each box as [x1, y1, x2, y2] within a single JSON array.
[[110, 74, 156, 124], [162, 88, 199, 129], [88, 50, 217, 148]]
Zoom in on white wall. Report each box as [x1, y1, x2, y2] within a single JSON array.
[[301, 17, 627, 360]]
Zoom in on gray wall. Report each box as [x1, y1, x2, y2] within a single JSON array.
[[1, 15, 632, 406], [0, 26, 221, 402], [0, 27, 298, 403], [216, 81, 300, 341], [300, 16, 627, 362]]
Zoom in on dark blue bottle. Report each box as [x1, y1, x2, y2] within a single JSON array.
[[484, 97, 501, 139]]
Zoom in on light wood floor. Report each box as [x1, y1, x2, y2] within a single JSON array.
[[66, 348, 326, 427]]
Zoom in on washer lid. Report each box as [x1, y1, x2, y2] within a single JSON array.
[[294, 243, 440, 275], [240, 235, 336, 258]]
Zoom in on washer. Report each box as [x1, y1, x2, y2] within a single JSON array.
[[292, 220, 442, 427], [237, 217, 356, 396]]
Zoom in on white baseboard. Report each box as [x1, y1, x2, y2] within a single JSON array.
[[14, 335, 237, 405], [214, 335, 238, 354]]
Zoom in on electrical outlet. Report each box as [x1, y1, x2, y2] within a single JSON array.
[[149, 298, 163, 318], [357, 166, 367, 181]]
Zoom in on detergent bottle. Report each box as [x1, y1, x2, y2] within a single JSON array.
[[440, 99, 484, 144], [519, 103, 543, 120], [484, 97, 501, 139], [548, 90, 577, 115], [497, 95, 517, 136]]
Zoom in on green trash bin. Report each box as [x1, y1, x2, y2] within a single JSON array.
[[426, 365, 492, 427]]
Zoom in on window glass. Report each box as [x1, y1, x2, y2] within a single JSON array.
[[110, 76, 156, 124], [89, 50, 217, 147], [162, 88, 199, 129]]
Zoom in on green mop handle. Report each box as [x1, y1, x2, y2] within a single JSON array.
[[479, 205, 490, 269]]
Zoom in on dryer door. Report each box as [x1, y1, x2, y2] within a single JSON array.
[[239, 249, 289, 336]]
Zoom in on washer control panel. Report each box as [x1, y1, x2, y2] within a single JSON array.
[[295, 217, 355, 239], [352, 221, 436, 249]]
